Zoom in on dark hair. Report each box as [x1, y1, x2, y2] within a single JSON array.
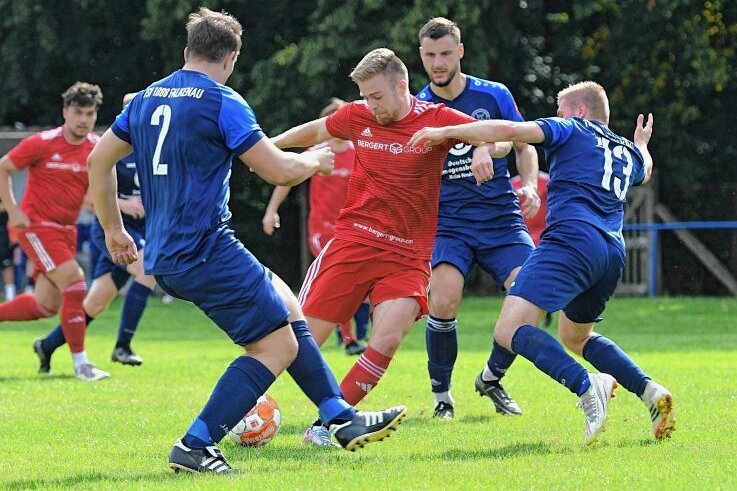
[[418, 17, 461, 44], [61, 82, 103, 108], [186, 7, 243, 62], [320, 97, 346, 117]]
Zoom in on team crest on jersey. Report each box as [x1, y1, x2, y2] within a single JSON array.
[[361, 127, 373, 137], [471, 108, 491, 120]]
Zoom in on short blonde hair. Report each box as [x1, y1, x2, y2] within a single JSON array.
[[122, 92, 138, 107], [557, 81, 610, 124], [349, 48, 408, 84]]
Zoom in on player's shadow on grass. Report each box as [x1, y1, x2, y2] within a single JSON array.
[[432, 441, 561, 461], [0, 374, 74, 382], [3, 471, 192, 490]]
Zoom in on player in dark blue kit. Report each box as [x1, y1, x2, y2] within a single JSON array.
[[415, 18, 540, 419], [33, 93, 157, 374], [87, 8, 406, 474], [409, 81, 675, 444]]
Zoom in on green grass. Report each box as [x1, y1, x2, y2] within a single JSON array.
[[1, 296, 735, 490]]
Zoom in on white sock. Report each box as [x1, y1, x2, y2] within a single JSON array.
[[4, 283, 15, 300], [71, 351, 89, 369], [433, 391, 455, 406], [481, 365, 499, 383]]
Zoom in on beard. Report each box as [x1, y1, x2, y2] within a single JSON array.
[[432, 65, 460, 88]]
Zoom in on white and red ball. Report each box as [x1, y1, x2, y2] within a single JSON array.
[[228, 394, 281, 446]]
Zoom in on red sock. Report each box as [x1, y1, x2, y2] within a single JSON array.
[[0, 293, 55, 321], [337, 320, 356, 345], [339, 346, 393, 405], [60, 280, 87, 353]]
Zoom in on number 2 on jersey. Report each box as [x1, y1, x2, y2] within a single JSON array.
[[150, 104, 171, 175], [597, 136, 633, 200]]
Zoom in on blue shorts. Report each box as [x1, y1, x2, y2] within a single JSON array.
[[432, 221, 534, 286], [508, 221, 625, 323], [154, 229, 290, 346], [90, 219, 146, 280]]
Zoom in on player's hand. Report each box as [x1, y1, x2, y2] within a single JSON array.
[[516, 184, 541, 218], [634, 113, 654, 147], [8, 208, 30, 230], [118, 197, 145, 219], [314, 147, 334, 176], [262, 210, 280, 235], [408, 127, 449, 148], [471, 147, 495, 186], [105, 228, 138, 265]]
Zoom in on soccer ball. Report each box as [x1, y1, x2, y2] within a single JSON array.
[[228, 394, 281, 446]]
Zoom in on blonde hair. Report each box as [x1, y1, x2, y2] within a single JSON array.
[[557, 81, 610, 124], [186, 7, 242, 62], [122, 92, 138, 107], [349, 48, 408, 84], [319, 97, 346, 117]]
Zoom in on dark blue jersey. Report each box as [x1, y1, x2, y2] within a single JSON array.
[[111, 69, 265, 275], [535, 117, 646, 246], [416, 75, 524, 229], [116, 153, 145, 232]]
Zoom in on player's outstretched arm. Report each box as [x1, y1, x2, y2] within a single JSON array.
[[271, 117, 332, 150], [409, 120, 546, 148], [88, 129, 138, 265], [634, 113, 654, 185], [240, 137, 333, 188], [262, 186, 291, 235]]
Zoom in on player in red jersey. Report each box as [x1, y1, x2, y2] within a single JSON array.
[[0, 82, 109, 382], [262, 98, 369, 356], [511, 171, 549, 246], [272, 48, 512, 445]]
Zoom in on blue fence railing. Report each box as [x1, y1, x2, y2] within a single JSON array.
[[622, 221, 737, 297]]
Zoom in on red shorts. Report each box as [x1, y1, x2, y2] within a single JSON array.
[[307, 226, 335, 257], [16, 225, 77, 275], [299, 238, 430, 324]]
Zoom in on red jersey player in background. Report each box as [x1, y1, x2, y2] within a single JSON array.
[[272, 48, 512, 446], [511, 171, 549, 246], [0, 82, 109, 382], [262, 98, 369, 356]]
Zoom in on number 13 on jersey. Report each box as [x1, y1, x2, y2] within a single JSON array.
[[597, 136, 633, 200]]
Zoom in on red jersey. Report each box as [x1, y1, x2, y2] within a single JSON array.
[[511, 171, 550, 246], [7, 126, 98, 227], [326, 99, 475, 260], [308, 141, 355, 234]]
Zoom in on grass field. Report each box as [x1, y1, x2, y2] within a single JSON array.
[[1, 296, 735, 490]]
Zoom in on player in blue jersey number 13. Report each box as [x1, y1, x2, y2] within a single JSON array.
[[86, 7, 406, 474], [409, 81, 675, 445]]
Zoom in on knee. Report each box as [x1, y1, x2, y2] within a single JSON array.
[[429, 293, 460, 319], [83, 298, 107, 318], [37, 302, 58, 318], [370, 331, 402, 357], [283, 334, 299, 366], [493, 323, 517, 351], [558, 328, 588, 355]]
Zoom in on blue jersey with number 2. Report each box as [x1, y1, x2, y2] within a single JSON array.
[[535, 117, 646, 246], [111, 69, 265, 275]]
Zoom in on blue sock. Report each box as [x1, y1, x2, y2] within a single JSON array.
[[41, 313, 94, 354], [582, 334, 650, 397], [425, 316, 457, 393], [511, 325, 590, 396], [486, 339, 517, 380], [116, 281, 152, 348], [288, 319, 355, 424], [354, 303, 370, 340], [183, 356, 275, 448]]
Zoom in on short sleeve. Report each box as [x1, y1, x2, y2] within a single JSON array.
[[111, 101, 132, 143], [631, 147, 647, 186], [496, 85, 524, 123], [325, 103, 353, 141], [6, 134, 43, 170], [535, 117, 575, 150], [219, 88, 266, 155]]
